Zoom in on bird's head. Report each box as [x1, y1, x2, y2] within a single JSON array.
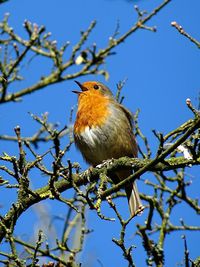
[[73, 81, 114, 98]]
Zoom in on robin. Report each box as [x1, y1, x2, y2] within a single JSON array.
[[73, 81, 144, 217]]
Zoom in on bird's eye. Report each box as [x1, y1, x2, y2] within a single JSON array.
[[93, 84, 99, 90]]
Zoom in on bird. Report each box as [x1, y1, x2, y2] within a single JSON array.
[[73, 80, 144, 217]]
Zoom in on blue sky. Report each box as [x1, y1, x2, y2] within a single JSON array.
[[0, 0, 200, 266]]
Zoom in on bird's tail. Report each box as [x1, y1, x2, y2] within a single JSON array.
[[116, 170, 144, 217], [125, 182, 144, 217]]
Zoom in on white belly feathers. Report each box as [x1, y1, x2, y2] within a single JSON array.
[[80, 125, 101, 147]]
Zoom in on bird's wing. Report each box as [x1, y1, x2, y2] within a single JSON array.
[[118, 104, 138, 157], [118, 104, 134, 130]]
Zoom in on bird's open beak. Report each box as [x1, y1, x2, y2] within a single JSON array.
[[72, 81, 88, 94]]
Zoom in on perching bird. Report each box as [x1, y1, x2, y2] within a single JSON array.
[[73, 81, 144, 217]]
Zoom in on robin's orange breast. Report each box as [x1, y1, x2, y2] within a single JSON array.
[[74, 90, 110, 135]]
